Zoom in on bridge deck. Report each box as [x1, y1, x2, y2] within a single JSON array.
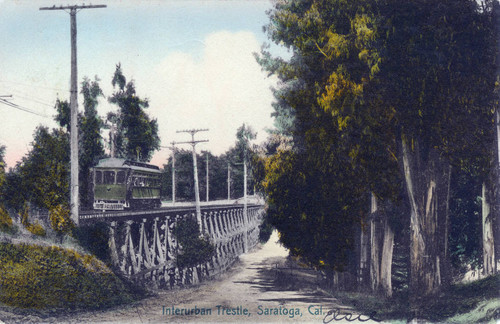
[[79, 201, 263, 224]]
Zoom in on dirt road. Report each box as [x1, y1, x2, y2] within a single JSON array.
[[1, 231, 381, 323]]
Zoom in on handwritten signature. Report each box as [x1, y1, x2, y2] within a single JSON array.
[[323, 308, 381, 323]]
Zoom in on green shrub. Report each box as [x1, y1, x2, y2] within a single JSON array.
[[174, 217, 215, 269], [49, 203, 74, 236], [19, 203, 46, 237], [26, 222, 46, 237]]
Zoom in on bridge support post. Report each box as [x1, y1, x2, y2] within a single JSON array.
[[108, 221, 119, 266]]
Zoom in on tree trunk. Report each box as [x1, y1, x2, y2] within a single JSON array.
[[370, 194, 381, 292], [358, 223, 369, 288], [441, 164, 452, 286], [495, 109, 500, 270], [369, 194, 394, 297], [401, 138, 450, 312], [482, 182, 496, 275], [380, 216, 394, 297]]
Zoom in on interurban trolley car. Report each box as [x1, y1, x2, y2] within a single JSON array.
[[91, 158, 162, 211]]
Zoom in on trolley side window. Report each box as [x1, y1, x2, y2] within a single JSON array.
[[116, 171, 126, 184], [95, 170, 103, 184], [104, 171, 116, 184]]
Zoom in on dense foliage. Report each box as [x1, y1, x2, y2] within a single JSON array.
[[14, 127, 70, 211], [108, 64, 160, 162], [258, 0, 498, 297]]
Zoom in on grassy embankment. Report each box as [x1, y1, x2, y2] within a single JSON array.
[[1, 203, 145, 314], [335, 273, 500, 323], [0, 240, 142, 314]]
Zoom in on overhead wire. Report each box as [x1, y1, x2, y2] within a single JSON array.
[[9, 91, 57, 108], [0, 97, 51, 118], [0, 78, 65, 118]]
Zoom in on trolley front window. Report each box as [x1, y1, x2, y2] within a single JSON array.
[[95, 170, 102, 184], [104, 171, 115, 184], [116, 171, 126, 184]]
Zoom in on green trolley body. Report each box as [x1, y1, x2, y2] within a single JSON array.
[[91, 158, 162, 211]]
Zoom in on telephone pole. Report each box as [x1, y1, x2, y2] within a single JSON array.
[[40, 4, 106, 226], [176, 129, 209, 232], [206, 152, 209, 202], [227, 162, 231, 201], [162, 142, 177, 204], [232, 156, 249, 253]]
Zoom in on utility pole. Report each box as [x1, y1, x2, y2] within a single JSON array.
[[162, 142, 177, 204], [244, 158, 247, 203], [227, 162, 231, 201], [40, 4, 106, 226], [243, 151, 248, 252], [206, 152, 209, 202], [233, 154, 249, 253], [176, 129, 209, 232]]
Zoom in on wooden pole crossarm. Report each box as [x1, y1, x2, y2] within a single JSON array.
[[175, 139, 209, 146], [40, 5, 106, 11]]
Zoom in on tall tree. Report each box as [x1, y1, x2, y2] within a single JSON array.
[[13, 127, 74, 236], [109, 64, 160, 162], [17, 127, 70, 210], [79, 76, 105, 208], [234, 124, 258, 197], [259, 0, 400, 292], [481, 0, 500, 277], [372, 1, 497, 306], [233, 124, 257, 163], [55, 99, 70, 132], [260, 0, 497, 308]]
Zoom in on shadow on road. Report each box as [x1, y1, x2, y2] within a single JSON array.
[[234, 255, 342, 307]]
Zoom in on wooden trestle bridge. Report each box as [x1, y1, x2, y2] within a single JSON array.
[[79, 203, 265, 289]]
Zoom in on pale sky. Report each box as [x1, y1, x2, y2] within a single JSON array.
[[0, 0, 288, 169]]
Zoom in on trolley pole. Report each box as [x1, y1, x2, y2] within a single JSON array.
[[176, 129, 209, 233], [40, 4, 106, 226]]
